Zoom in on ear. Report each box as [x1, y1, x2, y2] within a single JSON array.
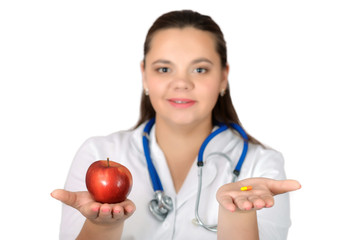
[[220, 64, 229, 91], [140, 60, 148, 90]]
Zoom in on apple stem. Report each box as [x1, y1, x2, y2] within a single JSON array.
[[107, 157, 109, 167]]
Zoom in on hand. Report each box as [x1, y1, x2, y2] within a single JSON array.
[[216, 178, 301, 212], [51, 189, 135, 225]]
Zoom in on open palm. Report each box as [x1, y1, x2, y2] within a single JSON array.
[[51, 189, 135, 225], [216, 178, 301, 212]]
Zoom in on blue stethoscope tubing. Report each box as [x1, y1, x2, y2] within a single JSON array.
[[142, 118, 249, 228], [197, 122, 249, 176], [143, 118, 249, 191], [142, 118, 164, 191]]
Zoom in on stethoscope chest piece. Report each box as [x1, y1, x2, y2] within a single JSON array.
[[149, 191, 174, 221]]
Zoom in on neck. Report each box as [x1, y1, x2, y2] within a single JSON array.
[[155, 118, 213, 147], [154, 117, 213, 192]]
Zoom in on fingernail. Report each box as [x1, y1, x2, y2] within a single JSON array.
[[50, 190, 57, 198], [102, 208, 110, 213], [126, 206, 133, 213], [92, 206, 100, 212]]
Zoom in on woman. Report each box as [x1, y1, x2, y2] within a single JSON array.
[[52, 10, 300, 240]]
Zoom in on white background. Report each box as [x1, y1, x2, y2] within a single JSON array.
[[1, 0, 359, 239]]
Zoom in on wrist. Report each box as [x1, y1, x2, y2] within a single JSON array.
[[87, 218, 124, 228], [77, 219, 124, 240]]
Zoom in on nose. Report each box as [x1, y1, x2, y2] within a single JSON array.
[[171, 73, 194, 91]]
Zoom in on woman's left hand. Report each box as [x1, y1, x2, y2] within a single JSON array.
[[216, 178, 301, 212]]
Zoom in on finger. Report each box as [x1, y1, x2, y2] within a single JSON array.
[[112, 206, 124, 220], [81, 202, 101, 220], [268, 179, 301, 195], [98, 204, 113, 220], [124, 204, 135, 217], [248, 196, 266, 210], [51, 189, 77, 208], [218, 195, 236, 212], [262, 195, 274, 208], [234, 196, 253, 211], [112, 200, 136, 220]]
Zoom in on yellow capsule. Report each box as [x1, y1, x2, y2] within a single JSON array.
[[240, 186, 253, 191]]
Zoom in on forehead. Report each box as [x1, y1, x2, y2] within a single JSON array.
[[146, 27, 219, 63]]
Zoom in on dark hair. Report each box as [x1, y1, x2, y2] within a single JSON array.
[[134, 10, 261, 145]]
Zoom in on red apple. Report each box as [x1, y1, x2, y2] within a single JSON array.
[[85, 158, 133, 203]]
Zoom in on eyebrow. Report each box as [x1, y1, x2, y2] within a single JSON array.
[[151, 59, 172, 65], [151, 58, 214, 66], [192, 58, 214, 65]]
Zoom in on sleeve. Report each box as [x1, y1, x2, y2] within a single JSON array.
[[251, 146, 291, 240], [59, 137, 99, 240]]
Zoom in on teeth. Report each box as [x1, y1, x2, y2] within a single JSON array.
[[174, 100, 187, 103]]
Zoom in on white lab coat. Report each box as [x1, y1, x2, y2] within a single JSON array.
[[60, 121, 291, 240]]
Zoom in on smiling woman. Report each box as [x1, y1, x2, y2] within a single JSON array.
[[137, 11, 247, 133], [52, 10, 300, 240], [141, 27, 227, 127]]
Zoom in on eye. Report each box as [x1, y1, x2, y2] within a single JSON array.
[[157, 67, 170, 73], [194, 68, 207, 74]]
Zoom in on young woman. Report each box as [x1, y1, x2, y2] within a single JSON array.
[[52, 10, 300, 240]]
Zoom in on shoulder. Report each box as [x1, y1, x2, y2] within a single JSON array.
[[238, 139, 286, 179], [64, 123, 147, 191], [242, 142, 286, 180], [207, 128, 286, 180], [72, 123, 147, 169], [78, 123, 146, 155], [248, 143, 284, 165]]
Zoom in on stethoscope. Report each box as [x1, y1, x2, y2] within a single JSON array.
[[142, 118, 248, 232]]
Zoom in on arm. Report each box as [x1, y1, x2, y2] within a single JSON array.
[[216, 178, 301, 240], [77, 219, 123, 240], [217, 207, 259, 240], [51, 189, 135, 240]]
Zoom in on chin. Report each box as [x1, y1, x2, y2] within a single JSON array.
[[159, 114, 211, 128]]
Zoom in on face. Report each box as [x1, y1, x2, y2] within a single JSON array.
[[141, 27, 229, 127]]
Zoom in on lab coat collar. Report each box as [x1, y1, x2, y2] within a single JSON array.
[[129, 121, 149, 165]]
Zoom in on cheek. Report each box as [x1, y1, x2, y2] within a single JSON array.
[[145, 72, 166, 91], [197, 84, 220, 110], [199, 80, 221, 98], [147, 80, 166, 110], [148, 80, 166, 98]]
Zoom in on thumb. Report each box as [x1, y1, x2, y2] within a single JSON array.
[[51, 189, 78, 208], [267, 179, 301, 195]]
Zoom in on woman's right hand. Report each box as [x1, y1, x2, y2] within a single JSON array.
[[51, 189, 136, 225]]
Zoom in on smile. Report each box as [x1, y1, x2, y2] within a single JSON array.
[[168, 98, 196, 108]]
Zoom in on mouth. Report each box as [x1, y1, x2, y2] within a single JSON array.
[[168, 98, 196, 108], [173, 100, 190, 103]]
